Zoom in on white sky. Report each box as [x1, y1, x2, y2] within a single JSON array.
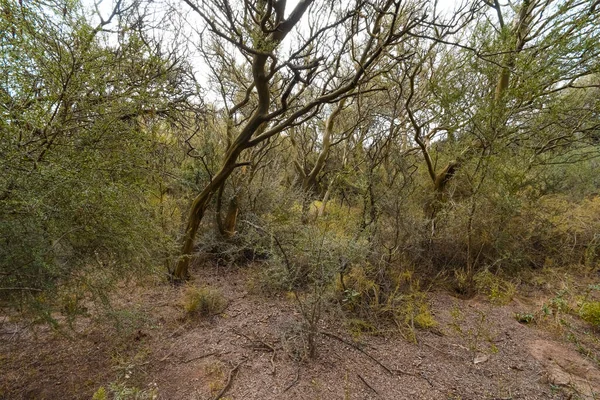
[[88, 0, 463, 98]]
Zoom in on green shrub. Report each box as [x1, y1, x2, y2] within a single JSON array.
[[579, 302, 600, 326]]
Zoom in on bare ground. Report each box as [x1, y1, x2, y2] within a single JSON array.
[[1, 264, 599, 400]]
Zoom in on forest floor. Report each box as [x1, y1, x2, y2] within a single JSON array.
[[1, 263, 600, 400]]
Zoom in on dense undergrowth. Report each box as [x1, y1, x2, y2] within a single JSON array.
[[1, 0, 599, 341]]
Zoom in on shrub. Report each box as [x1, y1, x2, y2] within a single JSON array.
[[473, 269, 516, 305], [579, 302, 600, 327]]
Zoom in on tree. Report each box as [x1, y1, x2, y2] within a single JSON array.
[[0, 0, 197, 312], [173, 0, 433, 279]]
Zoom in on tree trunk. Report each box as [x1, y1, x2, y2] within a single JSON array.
[[173, 149, 242, 279], [222, 194, 239, 238], [317, 187, 331, 218]]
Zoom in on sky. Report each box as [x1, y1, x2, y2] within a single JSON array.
[[87, 0, 464, 98]]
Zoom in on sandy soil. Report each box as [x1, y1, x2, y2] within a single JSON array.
[[1, 265, 599, 400]]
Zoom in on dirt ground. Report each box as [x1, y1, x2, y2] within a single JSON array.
[[1, 264, 599, 400]]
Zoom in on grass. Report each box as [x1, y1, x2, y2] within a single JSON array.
[[183, 286, 227, 317]]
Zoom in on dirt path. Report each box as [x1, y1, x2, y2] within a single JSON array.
[[1, 266, 599, 399]]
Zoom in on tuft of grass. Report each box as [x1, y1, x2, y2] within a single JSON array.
[[205, 361, 226, 395], [345, 318, 378, 338], [183, 286, 227, 317], [92, 387, 107, 400], [473, 269, 516, 305], [579, 302, 600, 326], [413, 304, 437, 329]]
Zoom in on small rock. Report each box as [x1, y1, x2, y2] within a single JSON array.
[[474, 354, 489, 364]]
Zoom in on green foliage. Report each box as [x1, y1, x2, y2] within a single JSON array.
[[338, 265, 437, 339], [1, 0, 598, 338], [0, 0, 195, 319], [91, 383, 158, 400], [579, 302, 600, 327], [92, 386, 107, 400], [542, 290, 572, 317], [515, 312, 535, 324]]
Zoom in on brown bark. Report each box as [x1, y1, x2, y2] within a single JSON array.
[[433, 160, 460, 197], [216, 183, 239, 239], [297, 100, 345, 224], [174, 162, 237, 279]]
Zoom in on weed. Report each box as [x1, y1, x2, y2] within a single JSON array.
[[104, 308, 150, 335], [345, 318, 378, 338], [413, 304, 437, 329], [450, 304, 464, 333], [93, 373, 158, 400], [542, 290, 571, 318], [92, 387, 107, 400], [515, 312, 535, 324], [204, 361, 227, 395], [453, 268, 474, 296]]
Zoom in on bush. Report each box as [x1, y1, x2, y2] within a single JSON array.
[[473, 269, 516, 305], [579, 302, 600, 327]]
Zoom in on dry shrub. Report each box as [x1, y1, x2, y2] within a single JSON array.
[[410, 193, 600, 291], [507, 195, 600, 269], [339, 264, 437, 339], [473, 269, 516, 305]]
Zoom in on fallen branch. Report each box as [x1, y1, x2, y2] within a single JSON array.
[[232, 329, 276, 352], [213, 359, 244, 400], [232, 328, 277, 374], [319, 331, 393, 375], [269, 347, 276, 375], [0, 287, 42, 292], [320, 330, 428, 382]]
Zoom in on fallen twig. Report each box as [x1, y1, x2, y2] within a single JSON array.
[[320, 330, 430, 384], [232, 329, 276, 351], [269, 347, 276, 375], [282, 366, 300, 394], [357, 374, 378, 395], [213, 359, 244, 400], [319, 331, 393, 375], [232, 328, 277, 374], [183, 351, 220, 364], [419, 371, 435, 388]]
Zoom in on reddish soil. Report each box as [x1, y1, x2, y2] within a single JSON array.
[[1, 265, 599, 399]]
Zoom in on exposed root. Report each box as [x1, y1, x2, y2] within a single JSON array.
[[232, 328, 277, 374], [213, 359, 244, 400]]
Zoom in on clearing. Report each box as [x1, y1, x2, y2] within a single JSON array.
[[1, 264, 599, 400]]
